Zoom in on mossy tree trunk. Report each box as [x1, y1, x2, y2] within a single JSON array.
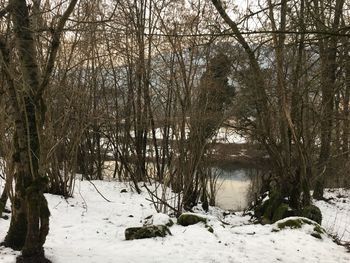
[[2, 1, 50, 261]]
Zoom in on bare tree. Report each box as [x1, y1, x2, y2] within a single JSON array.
[[0, 0, 77, 261]]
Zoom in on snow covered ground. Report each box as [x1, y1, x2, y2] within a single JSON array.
[[131, 126, 247, 144], [1, 180, 349, 263], [315, 188, 350, 243], [214, 127, 246, 144]]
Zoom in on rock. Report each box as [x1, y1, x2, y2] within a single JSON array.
[[254, 191, 300, 224], [206, 225, 214, 233], [1, 215, 9, 220], [143, 213, 174, 227], [125, 225, 171, 240], [301, 205, 322, 224], [223, 211, 230, 217], [311, 232, 322, 239], [153, 213, 174, 227], [120, 189, 127, 193], [274, 217, 326, 239], [165, 219, 174, 227], [277, 217, 305, 229], [143, 215, 153, 225], [177, 213, 207, 226]]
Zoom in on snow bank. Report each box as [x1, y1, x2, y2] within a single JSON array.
[[1, 180, 349, 263]]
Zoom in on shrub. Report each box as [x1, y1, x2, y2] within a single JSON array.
[[301, 205, 322, 224]]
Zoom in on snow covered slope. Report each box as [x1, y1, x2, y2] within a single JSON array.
[[1, 180, 349, 263]]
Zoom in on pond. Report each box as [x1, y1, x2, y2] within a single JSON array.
[[213, 166, 258, 211], [103, 161, 259, 211]]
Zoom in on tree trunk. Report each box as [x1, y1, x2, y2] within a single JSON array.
[[0, 0, 76, 261], [313, 0, 345, 199], [3, 2, 50, 261]]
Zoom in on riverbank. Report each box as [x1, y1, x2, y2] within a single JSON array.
[[1, 180, 349, 263]]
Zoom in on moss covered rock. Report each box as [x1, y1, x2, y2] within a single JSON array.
[[301, 205, 322, 224], [254, 191, 294, 224], [206, 225, 214, 233], [166, 219, 174, 227], [277, 218, 306, 229], [177, 213, 207, 226], [254, 192, 322, 225], [125, 225, 171, 240], [274, 217, 326, 239], [151, 213, 174, 227]]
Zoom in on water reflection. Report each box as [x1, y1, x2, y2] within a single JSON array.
[[103, 161, 257, 211], [213, 167, 256, 211]]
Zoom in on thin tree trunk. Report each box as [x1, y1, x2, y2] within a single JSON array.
[[313, 0, 345, 199]]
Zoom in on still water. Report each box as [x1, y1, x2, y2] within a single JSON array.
[[213, 167, 256, 211], [103, 161, 256, 211]]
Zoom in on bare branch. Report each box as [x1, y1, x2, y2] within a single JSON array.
[[0, 4, 12, 19], [38, 0, 78, 99]]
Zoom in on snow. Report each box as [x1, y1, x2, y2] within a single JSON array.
[[151, 213, 172, 226], [214, 127, 247, 144], [1, 180, 349, 263], [126, 126, 246, 144], [315, 188, 350, 243]]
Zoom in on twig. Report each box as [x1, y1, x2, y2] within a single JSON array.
[[78, 180, 88, 216], [53, 200, 62, 209], [87, 180, 113, 203], [144, 183, 179, 214]]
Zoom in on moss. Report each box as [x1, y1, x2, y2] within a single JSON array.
[[165, 219, 174, 227], [301, 205, 322, 224], [277, 217, 315, 229], [207, 226, 214, 233], [205, 223, 214, 233], [255, 191, 285, 223], [276, 217, 325, 239], [277, 218, 303, 229], [261, 217, 271, 225], [3, 212, 27, 250], [177, 213, 207, 226], [272, 203, 289, 223], [125, 225, 171, 240], [277, 217, 320, 228], [311, 232, 322, 239], [266, 191, 283, 216], [313, 225, 325, 235]]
